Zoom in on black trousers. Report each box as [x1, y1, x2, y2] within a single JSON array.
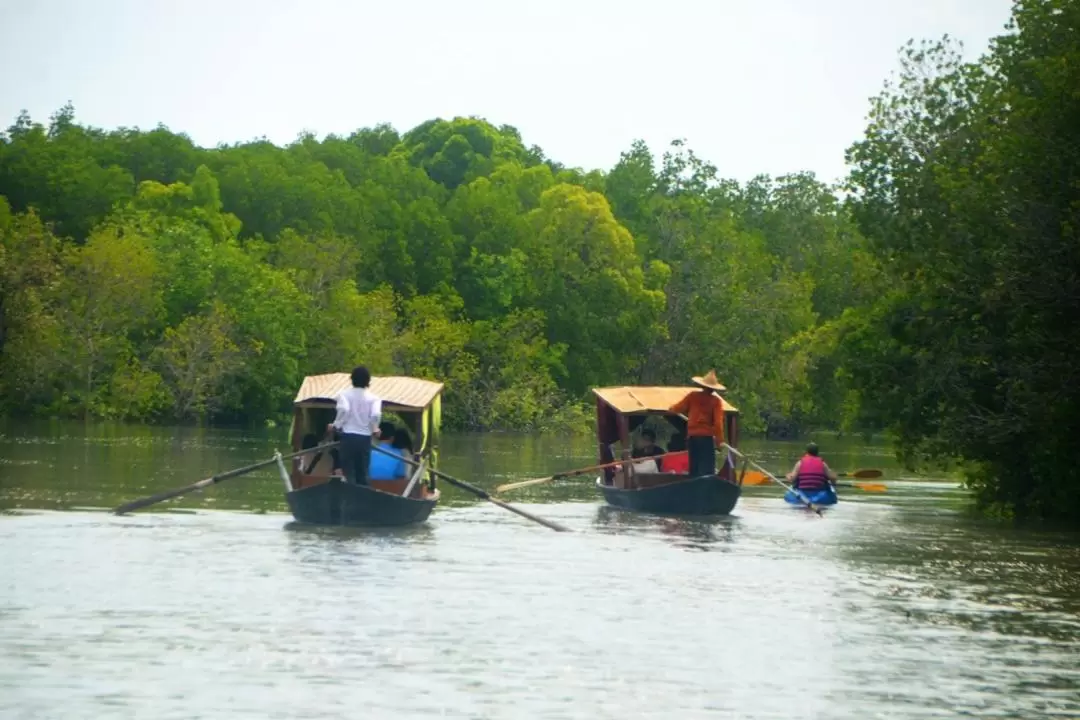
[[688, 436, 716, 478], [339, 433, 372, 486]]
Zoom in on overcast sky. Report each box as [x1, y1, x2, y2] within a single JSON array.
[[0, 0, 1014, 185]]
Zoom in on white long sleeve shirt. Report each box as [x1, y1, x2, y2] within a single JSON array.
[[332, 387, 382, 436]]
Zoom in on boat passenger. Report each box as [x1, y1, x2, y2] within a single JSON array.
[[661, 433, 690, 473], [668, 370, 727, 478], [631, 428, 665, 470], [328, 365, 382, 486], [785, 442, 838, 491], [392, 426, 414, 455], [369, 422, 406, 481], [377, 421, 397, 447]]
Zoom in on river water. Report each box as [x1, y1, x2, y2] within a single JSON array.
[[1, 421, 1079, 719]]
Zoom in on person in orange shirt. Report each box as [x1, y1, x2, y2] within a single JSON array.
[[668, 370, 727, 478]]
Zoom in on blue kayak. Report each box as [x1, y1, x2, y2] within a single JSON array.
[[784, 486, 839, 506]]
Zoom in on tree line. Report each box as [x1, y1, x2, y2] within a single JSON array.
[[1, 0, 1075, 521], [0, 112, 877, 435]]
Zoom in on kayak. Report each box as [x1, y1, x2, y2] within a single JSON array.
[[784, 486, 839, 506]]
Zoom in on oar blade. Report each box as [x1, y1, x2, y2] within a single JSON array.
[[112, 477, 212, 515], [850, 469, 883, 479], [739, 470, 773, 486], [489, 498, 570, 532], [495, 475, 554, 494]]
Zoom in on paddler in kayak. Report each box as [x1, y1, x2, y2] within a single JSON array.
[[785, 442, 838, 496]]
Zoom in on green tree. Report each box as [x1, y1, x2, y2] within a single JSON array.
[[52, 220, 164, 415], [524, 183, 666, 393], [154, 301, 241, 419], [400, 117, 530, 190], [839, 0, 1080, 521], [0, 201, 62, 411]]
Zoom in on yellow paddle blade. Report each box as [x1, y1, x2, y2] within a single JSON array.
[[740, 470, 775, 486], [740, 470, 887, 493], [849, 469, 883, 479]]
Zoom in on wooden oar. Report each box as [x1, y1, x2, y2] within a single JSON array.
[[838, 481, 887, 492], [494, 449, 687, 494], [112, 443, 339, 515], [841, 469, 883, 479], [371, 444, 570, 532], [722, 443, 824, 516]]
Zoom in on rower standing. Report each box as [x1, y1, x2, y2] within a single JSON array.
[[667, 370, 727, 478], [327, 365, 382, 486]]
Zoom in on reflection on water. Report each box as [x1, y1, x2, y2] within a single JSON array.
[[1, 421, 1079, 718], [593, 504, 741, 552], [281, 519, 437, 546]]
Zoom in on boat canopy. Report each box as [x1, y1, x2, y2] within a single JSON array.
[[294, 373, 444, 412], [592, 386, 738, 415], [290, 373, 444, 460]]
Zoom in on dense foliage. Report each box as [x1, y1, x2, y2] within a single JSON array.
[[2, 0, 1077, 524], [0, 111, 875, 435], [836, 0, 1080, 521]]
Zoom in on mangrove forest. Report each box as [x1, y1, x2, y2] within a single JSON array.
[[1, 0, 1077, 522]]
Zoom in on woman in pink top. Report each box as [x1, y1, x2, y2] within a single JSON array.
[[785, 443, 838, 491]]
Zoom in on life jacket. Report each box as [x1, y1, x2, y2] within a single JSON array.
[[795, 454, 829, 490]]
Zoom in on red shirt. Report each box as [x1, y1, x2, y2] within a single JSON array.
[[669, 390, 725, 442], [661, 452, 690, 473]]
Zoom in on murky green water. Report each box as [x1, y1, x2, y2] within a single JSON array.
[[2, 421, 1079, 719]]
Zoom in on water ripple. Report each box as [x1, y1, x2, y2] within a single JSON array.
[[1, 501, 1078, 719]]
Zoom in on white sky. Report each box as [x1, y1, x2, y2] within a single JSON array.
[[0, 0, 1013, 185]]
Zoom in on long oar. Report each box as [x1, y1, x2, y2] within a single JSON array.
[[722, 443, 824, 516], [494, 449, 687, 494], [371, 445, 569, 532], [741, 469, 886, 492], [838, 481, 887, 492], [112, 443, 339, 515], [842, 469, 883, 479]]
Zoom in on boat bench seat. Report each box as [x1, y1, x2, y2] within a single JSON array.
[[369, 477, 434, 499], [291, 472, 432, 498], [632, 472, 688, 489]]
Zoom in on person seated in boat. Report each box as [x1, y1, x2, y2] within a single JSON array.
[[661, 433, 690, 474], [785, 442, 838, 491], [668, 370, 727, 478], [369, 422, 407, 482], [392, 426, 414, 456], [631, 428, 665, 471]]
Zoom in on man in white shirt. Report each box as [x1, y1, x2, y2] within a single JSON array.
[[327, 365, 382, 486]]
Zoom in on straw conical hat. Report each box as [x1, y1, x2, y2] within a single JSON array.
[[691, 370, 726, 391]]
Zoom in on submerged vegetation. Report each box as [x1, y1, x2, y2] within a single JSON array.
[[0, 0, 1076, 521]]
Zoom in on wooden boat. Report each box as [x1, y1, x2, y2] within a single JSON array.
[[280, 373, 444, 527], [591, 386, 743, 516]]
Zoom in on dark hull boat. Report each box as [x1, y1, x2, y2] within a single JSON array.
[[281, 373, 446, 528], [590, 385, 745, 517], [286, 477, 439, 527], [595, 472, 741, 516]]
